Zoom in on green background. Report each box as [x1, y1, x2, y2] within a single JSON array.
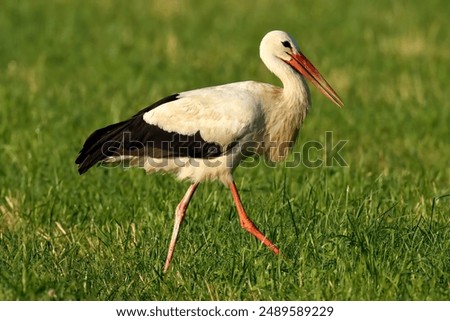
[[0, 0, 449, 300]]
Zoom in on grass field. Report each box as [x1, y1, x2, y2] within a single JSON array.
[[0, 0, 449, 300]]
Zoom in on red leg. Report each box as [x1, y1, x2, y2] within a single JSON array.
[[163, 183, 199, 272], [229, 181, 280, 255]]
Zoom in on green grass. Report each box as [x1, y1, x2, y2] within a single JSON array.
[[1, 0, 449, 300]]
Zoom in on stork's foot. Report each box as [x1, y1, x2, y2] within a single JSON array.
[[229, 180, 280, 255], [163, 183, 199, 272]]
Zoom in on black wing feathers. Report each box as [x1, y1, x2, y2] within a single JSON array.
[[75, 94, 225, 175]]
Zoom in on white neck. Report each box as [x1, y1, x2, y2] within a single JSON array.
[[261, 55, 311, 161]]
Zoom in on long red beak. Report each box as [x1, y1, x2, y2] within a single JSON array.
[[287, 52, 344, 108]]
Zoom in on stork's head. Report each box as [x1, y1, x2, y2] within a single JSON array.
[[260, 30, 344, 108]]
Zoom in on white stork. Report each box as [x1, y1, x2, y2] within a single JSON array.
[[75, 30, 344, 272]]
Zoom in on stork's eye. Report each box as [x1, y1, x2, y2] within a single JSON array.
[[281, 41, 292, 49]]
